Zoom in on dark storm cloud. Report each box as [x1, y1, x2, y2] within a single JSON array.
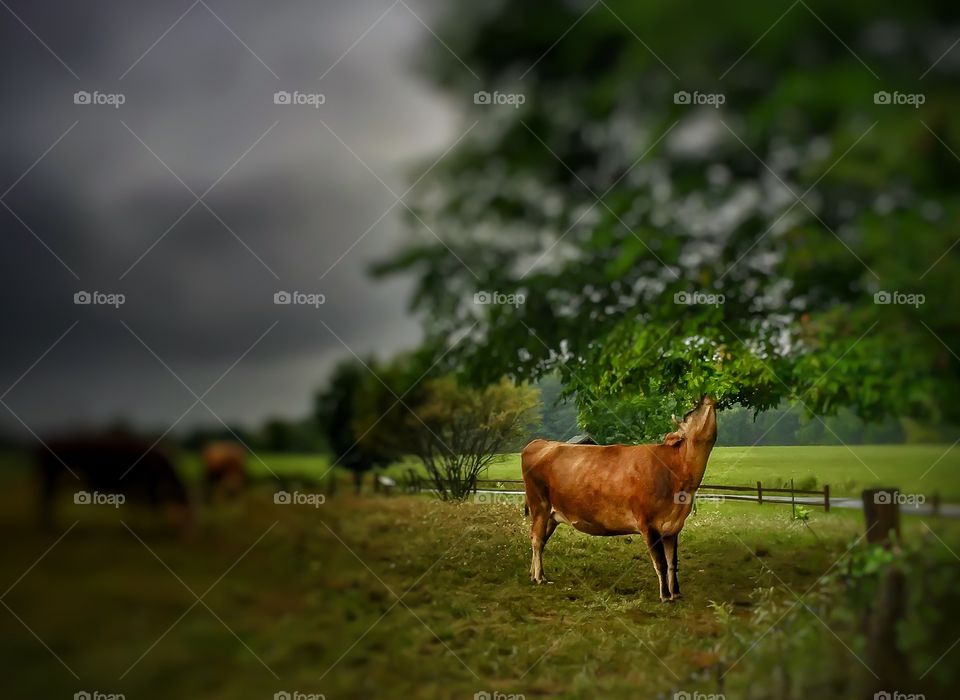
[[0, 0, 462, 433]]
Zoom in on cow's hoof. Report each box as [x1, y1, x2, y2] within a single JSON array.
[[660, 595, 674, 603], [670, 593, 683, 601]]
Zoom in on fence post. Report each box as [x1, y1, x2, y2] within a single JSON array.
[[824, 484, 830, 512], [862, 488, 901, 545], [791, 478, 796, 519], [757, 480, 763, 506]]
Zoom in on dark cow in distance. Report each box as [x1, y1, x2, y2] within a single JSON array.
[[36, 434, 191, 529]]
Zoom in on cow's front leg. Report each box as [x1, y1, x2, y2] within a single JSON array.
[[663, 534, 681, 600], [529, 515, 556, 584], [644, 529, 671, 602]]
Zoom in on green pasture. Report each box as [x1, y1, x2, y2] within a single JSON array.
[[2, 444, 959, 699], [2, 474, 958, 700], [466, 445, 960, 500], [5, 444, 957, 500], [218, 444, 960, 501]]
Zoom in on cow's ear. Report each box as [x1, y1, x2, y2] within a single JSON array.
[[663, 431, 684, 447]]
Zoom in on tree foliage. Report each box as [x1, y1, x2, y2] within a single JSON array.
[[351, 357, 541, 500], [408, 377, 541, 500], [376, 0, 960, 441], [314, 359, 394, 486]]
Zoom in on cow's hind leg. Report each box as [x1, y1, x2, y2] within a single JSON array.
[[644, 528, 671, 602], [663, 534, 681, 600], [530, 514, 557, 584]]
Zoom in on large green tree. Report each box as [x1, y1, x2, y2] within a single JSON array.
[[376, 0, 960, 440], [315, 359, 395, 492]]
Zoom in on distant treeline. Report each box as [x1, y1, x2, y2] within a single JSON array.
[[138, 385, 960, 451], [180, 418, 326, 454], [712, 405, 958, 446], [3, 383, 952, 456]]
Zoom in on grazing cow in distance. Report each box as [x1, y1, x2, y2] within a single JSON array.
[[521, 395, 718, 601], [201, 440, 248, 500], [36, 434, 191, 530]]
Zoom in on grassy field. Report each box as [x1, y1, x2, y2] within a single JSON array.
[[2, 438, 960, 700], [1, 474, 958, 700], [7, 444, 956, 499], [408, 445, 960, 500], [194, 444, 960, 501]]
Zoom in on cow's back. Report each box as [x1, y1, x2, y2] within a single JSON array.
[[521, 441, 686, 535], [520, 438, 555, 480], [522, 440, 625, 506]]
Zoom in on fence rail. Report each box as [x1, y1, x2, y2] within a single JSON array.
[[391, 473, 960, 517], [693, 480, 831, 511], [402, 474, 832, 511]]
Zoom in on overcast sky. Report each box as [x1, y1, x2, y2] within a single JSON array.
[[0, 0, 464, 436]]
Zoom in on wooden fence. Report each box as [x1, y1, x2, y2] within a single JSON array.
[[403, 474, 832, 512], [699, 481, 831, 511]]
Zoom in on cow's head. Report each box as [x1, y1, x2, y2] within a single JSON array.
[[663, 395, 717, 447]]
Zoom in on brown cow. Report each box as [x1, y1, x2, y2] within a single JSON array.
[[521, 395, 718, 601], [201, 441, 248, 501]]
